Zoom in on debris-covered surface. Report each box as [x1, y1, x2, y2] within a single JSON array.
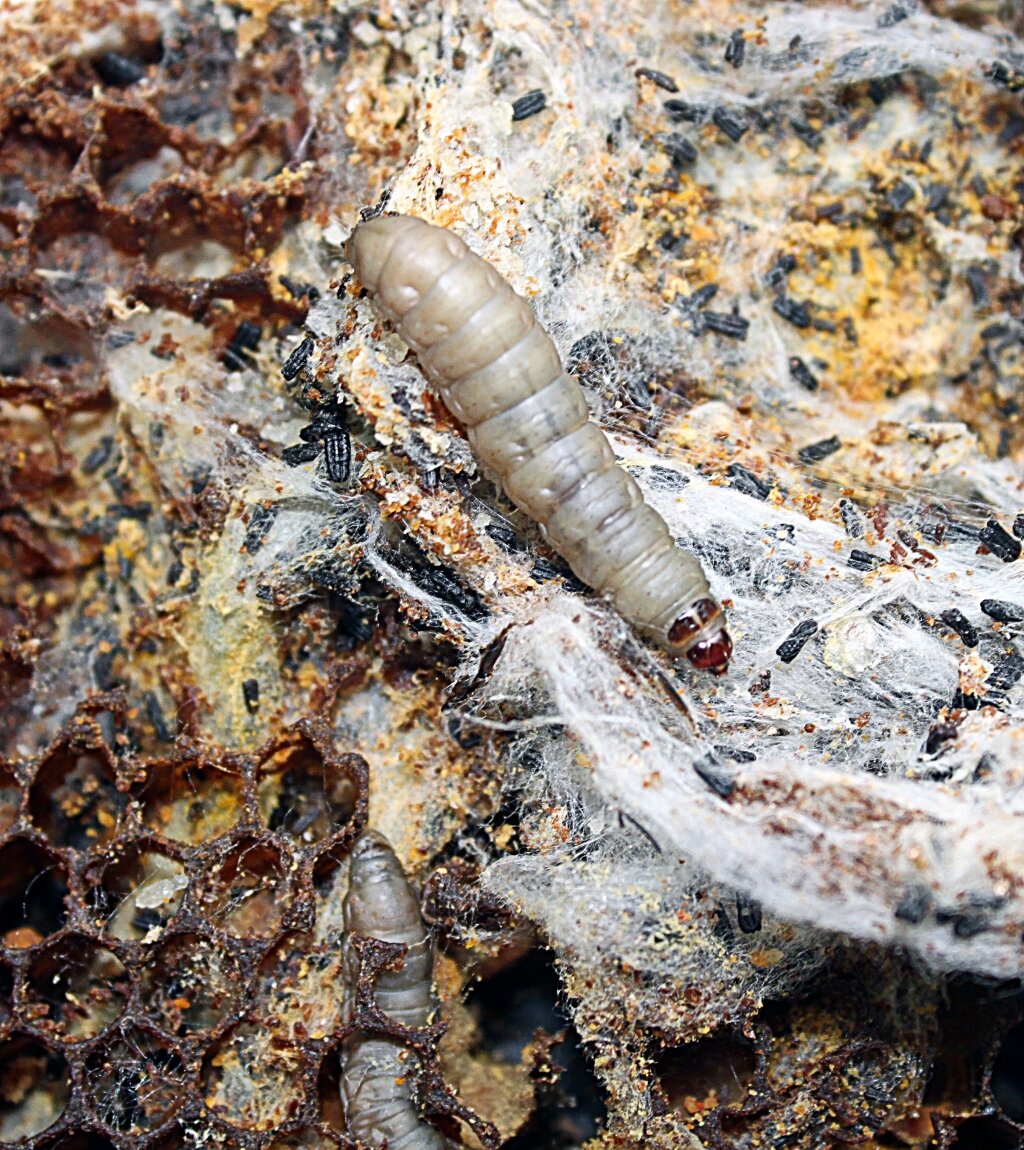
[[1, 0, 1023, 1147]]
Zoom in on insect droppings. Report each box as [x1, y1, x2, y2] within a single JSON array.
[[281, 335, 315, 381], [703, 310, 749, 339], [776, 620, 818, 663], [773, 296, 812, 328], [635, 67, 678, 92], [348, 214, 732, 674], [940, 608, 979, 646], [735, 892, 762, 933], [511, 89, 546, 121], [980, 599, 1024, 624], [725, 29, 746, 69], [789, 356, 819, 391], [798, 436, 841, 464], [980, 519, 1021, 563], [712, 107, 748, 142], [848, 549, 882, 572]]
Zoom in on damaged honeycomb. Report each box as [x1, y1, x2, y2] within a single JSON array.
[[2, 0, 1024, 1148]]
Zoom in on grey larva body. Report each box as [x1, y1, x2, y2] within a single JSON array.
[[348, 214, 731, 674], [341, 830, 453, 1150]]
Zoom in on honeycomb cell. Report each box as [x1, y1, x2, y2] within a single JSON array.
[[89, 844, 188, 942], [199, 836, 290, 938], [139, 932, 243, 1036], [0, 759, 20, 833], [22, 933, 130, 1041], [201, 1020, 306, 1130], [951, 1115, 1022, 1149], [29, 740, 125, 849], [315, 1049, 345, 1134], [656, 1029, 759, 1115], [136, 758, 244, 845], [0, 839, 69, 948], [255, 933, 345, 1041], [991, 1019, 1024, 1122], [257, 730, 358, 844], [85, 1024, 187, 1133], [33, 1133, 117, 1150], [0, 1035, 70, 1140]]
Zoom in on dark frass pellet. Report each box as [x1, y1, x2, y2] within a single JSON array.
[[712, 107, 748, 142], [703, 311, 749, 339], [925, 184, 950, 214], [980, 519, 1022, 563], [850, 246, 863, 275], [848, 549, 881, 571], [940, 608, 979, 646], [965, 264, 988, 306], [244, 503, 278, 554], [791, 118, 822, 148], [635, 67, 678, 92], [789, 356, 819, 390], [663, 133, 697, 167], [281, 336, 315, 381], [94, 50, 146, 86], [839, 498, 864, 538], [664, 98, 703, 122], [886, 180, 915, 211], [988, 653, 1024, 694], [692, 754, 734, 799], [894, 886, 930, 924], [798, 436, 841, 464], [82, 436, 114, 474], [981, 599, 1024, 623], [727, 463, 771, 501], [776, 619, 818, 663], [764, 253, 797, 287], [511, 89, 546, 121], [1014, 513, 1024, 540], [242, 678, 260, 713], [773, 296, 811, 328], [725, 29, 746, 68], [735, 893, 762, 933]]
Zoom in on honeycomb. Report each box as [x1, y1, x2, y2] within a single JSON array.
[[1, 1, 1024, 1148]]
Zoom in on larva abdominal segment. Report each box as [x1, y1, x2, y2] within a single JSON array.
[[349, 214, 732, 674], [341, 830, 453, 1150]]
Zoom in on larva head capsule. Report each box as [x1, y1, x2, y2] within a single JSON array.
[[667, 597, 733, 676]]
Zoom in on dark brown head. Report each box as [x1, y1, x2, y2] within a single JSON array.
[[667, 597, 733, 676]]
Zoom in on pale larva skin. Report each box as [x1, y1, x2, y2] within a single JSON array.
[[341, 830, 454, 1150], [349, 214, 731, 674]]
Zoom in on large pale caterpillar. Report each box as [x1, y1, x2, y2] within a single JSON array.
[[341, 829, 454, 1149], [348, 214, 732, 674]]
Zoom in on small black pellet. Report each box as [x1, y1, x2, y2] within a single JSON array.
[[764, 253, 797, 287], [712, 107, 748, 142], [244, 503, 277, 553], [664, 133, 698, 167], [798, 436, 841, 464], [839, 498, 864, 538], [790, 118, 822, 148], [1014, 513, 1024, 540], [940, 608, 979, 646], [663, 98, 704, 122], [511, 89, 546, 121], [692, 754, 734, 799], [886, 180, 915, 211], [773, 296, 811, 328], [850, 246, 863, 275], [980, 519, 1022, 563], [988, 653, 1024, 694], [82, 436, 115, 474], [789, 356, 819, 390], [965, 264, 988, 306], [94, 51, 146, 86], [848, 549, 882, 572], [703, 310, 749, 339], [981, 599, 1024, 623], [242, 678, 260, 713], [635, 67, 678, 92], [736, 893, 762, 933], [281, 336, 315, 381], [894, 886, 930, 924], [725, 30, 746, 68], [727, 463, 771, 501], [925, 184, 950, 213], [776, 619, 818, 663]]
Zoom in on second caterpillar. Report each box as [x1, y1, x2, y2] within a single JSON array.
[[347, 214, 732, 675]]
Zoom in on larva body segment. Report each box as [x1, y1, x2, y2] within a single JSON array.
[[341, 830, 453, 1150], [349, 215, 731, 674]]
